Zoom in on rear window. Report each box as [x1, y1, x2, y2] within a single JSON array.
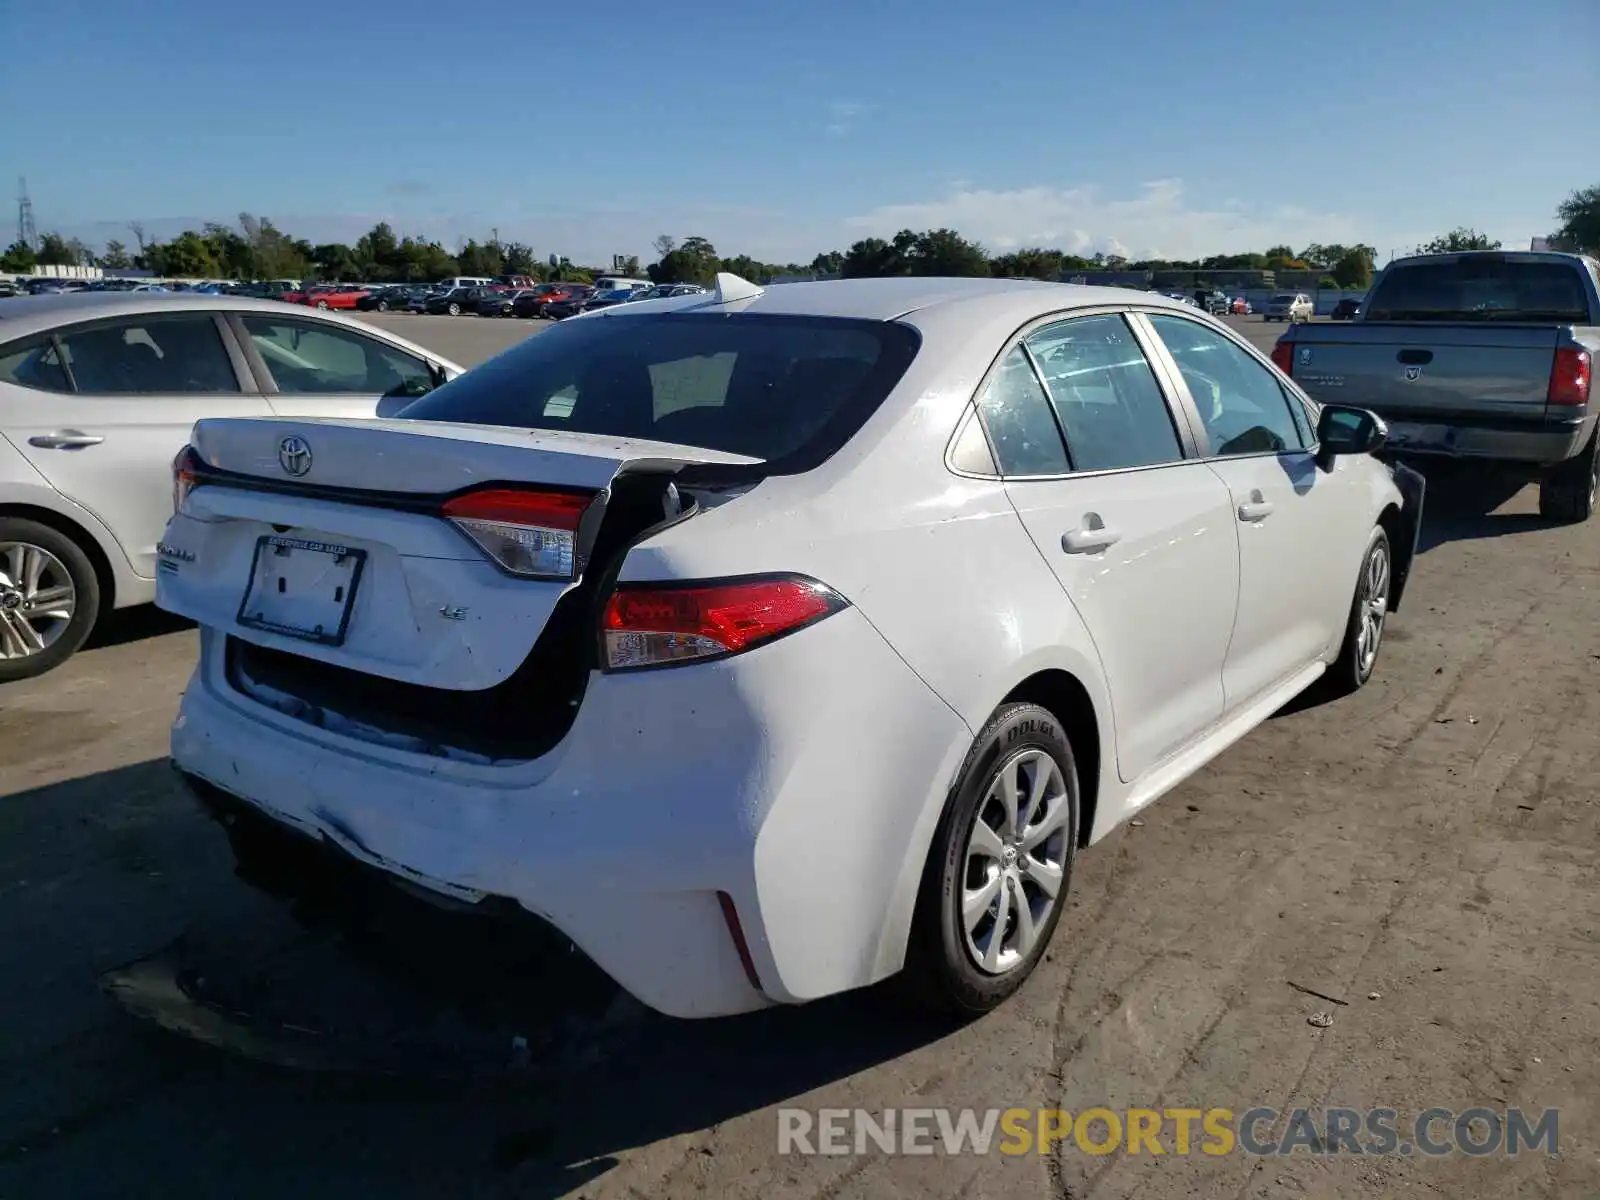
[[399, 312, 920, 468], [1270, 294, 1295, 303], [1364, 258, 1592, 322]]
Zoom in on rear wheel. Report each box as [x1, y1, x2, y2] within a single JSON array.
[[1324, 526, 1391, 697], [0, 519, 101, 683], [376, 300, 389, 312], [1538, 432, 1599, 523], [904, 703, 1078, 1016], [447, 302, 460, 316]]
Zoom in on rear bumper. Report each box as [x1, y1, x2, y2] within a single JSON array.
[[1376, 412, 1592, 467], [168, 608, 972, 1019]]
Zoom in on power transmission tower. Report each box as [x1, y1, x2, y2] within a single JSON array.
[[17, 177, 38, 251]]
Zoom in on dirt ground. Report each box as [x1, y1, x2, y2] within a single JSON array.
[[1, 315, 1596, 1198]]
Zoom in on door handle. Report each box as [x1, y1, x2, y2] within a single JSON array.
[[1061, 524, 1121, 554], [28, 430, 105, 449], [1237, 500, 1274, 522]]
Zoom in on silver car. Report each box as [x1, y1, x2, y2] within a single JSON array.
[[1265, 292, 1314, 323], [0, 293, 466, 681]]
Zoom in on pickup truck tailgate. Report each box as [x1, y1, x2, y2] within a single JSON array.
[[1294, 324, 1559, 419]]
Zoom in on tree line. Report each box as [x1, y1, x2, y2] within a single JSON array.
[[3, 183, 1595, 287]]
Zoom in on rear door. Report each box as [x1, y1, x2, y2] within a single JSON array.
[[230, 312, 439, 421], [984, 311, 1240, 784], [1143, 312, 1360, 708], [0, 311, 269, 580]]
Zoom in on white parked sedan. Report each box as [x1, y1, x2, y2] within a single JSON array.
[[0, 293, 465, 680], [157, 275, 1423, 1019]]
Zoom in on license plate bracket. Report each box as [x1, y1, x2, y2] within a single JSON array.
[[236, 535, 367, 647]]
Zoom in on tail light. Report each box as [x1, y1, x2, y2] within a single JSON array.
[[1270, 340, 1295, 376], [173, 444, 203, 512], [1548, 347, 1592, 407], [441, 487, 596, 580], [600, 575, 848, 671]]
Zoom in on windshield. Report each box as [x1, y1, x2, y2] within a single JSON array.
[[1363, 258, 1591, 322], [399, 312, 920, 465]]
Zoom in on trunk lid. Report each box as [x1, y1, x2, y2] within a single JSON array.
[[158, 417, 758, 696], [1287, 323, 1560, 419]]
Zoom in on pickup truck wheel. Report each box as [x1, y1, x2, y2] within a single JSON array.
[[0, 519, 101, 683], [1538, 432, 1599, 523], [903, 703, 1079, 1016], [1324, 526, 1391, 697]]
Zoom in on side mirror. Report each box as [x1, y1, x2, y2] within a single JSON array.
[[1316, 404, 1386, 469]]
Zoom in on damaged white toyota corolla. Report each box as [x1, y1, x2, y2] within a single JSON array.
[[160, 274, 1423, 1019]]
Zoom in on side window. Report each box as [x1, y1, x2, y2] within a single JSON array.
[[1282, 383, 1314, 444], [0, 336, 72, 393], [974, 345, 1071, 476], [1146, 315, 1308, 456], [240, 316, 433, 397], [948, 406, 998, 475], [1024, 313, 1184, 471], [56, 315, 240, 394]]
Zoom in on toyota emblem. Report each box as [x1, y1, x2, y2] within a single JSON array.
[[278, 435, 313, 476]]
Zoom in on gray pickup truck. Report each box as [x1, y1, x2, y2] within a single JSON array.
[[1270, 251, 1600, 520]]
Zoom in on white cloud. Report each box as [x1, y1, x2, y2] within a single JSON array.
[[843, 178, 1365, 260]]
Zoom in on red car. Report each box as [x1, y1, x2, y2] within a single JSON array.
[[302, 284, 370, 310]]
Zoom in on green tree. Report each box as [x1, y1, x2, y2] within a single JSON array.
[[810, 250, 843, 276], [0, 241, 37, 272], [311, 242, 359, 281], [36, 232, 78, 266], [502, 241, 538, 277], [456, 238, 503, 277], [991, 247, 1065, 279], [1419, 227, 1501, 253], [355, 221, 401, 279], [1554, 183, 1600, 254], [909, 228, 988, 276], [650, 235, 719, 284], [100, 240, 132, 270], [1332, 245, 1376, 289], [158, 230, 223, 277]]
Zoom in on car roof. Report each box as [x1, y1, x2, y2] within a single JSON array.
[[580, 275, 1205, 325]]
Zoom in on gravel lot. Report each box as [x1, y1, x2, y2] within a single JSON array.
[[3, 312, 1597, 1198]]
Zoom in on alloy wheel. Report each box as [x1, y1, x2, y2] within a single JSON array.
[[1356, 541, 1390, 675], [962, 748, 1071, 974], [0, 541, 77, 661]]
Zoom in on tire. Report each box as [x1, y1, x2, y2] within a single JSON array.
[[315, 300, 329, 310], [1324, 525, 1392, 697], [0, 518, 102, 683], [903, 702, 1080, 1016], [447, 303, 460, 316], [1538, 431, 1599, 523], [376, 300, 389, 312]]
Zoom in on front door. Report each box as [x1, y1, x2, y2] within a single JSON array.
[[1143, 313, 1358, 708], [979, 313, 1241, 785]]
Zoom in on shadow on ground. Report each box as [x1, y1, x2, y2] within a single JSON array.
[[84, 605, 193, 651], [0, 759, 956, 1199], [1406, 462, 1550, 553]]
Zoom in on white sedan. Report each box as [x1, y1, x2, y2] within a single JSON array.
[[0, 293, 465, 680], [157, 275, 1423, 1019]]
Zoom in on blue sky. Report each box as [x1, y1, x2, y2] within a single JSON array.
[[2, 0, 1591, 265]]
